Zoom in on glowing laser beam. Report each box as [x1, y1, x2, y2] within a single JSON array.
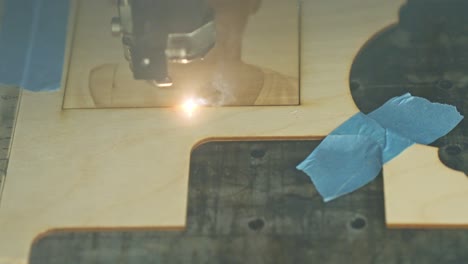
[[180, 97, 208, 117], [181, 98, 198, 117]]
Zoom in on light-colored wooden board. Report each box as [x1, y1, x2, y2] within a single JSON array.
[[1, 0, 466, 263], [385, 144, 468, 228]]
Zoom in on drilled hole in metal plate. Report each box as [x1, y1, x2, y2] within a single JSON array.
[[350, 217, 367, 230], [250, 149, 266, 158], [436, 79, 453, 90], [248, 218, 265, 231], [350, 80, 361, 91], [445, 145, 462, 156]]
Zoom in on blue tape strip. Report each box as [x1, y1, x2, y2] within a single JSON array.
[[297, 93, 464, 202], [368, 93, 462, 145], [0, 0, 70, 91], [296, 135, 383, 202]]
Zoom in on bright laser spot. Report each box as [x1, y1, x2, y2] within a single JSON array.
[[181, 98, 199, 117]]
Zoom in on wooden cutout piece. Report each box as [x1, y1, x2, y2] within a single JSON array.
[[2, 1, 466, 263], [385, 144, 468, 228]]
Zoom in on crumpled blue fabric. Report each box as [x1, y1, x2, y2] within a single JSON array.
[[297, 93, 463, 202]]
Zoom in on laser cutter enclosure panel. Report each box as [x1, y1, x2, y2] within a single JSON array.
[[1, 1, 468, 263]]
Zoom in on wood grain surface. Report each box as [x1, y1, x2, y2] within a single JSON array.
[[1, 0, 466, 263], [385, 144, 468, 228]]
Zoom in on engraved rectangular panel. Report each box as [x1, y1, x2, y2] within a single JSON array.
[[63, 0, 300, 108]]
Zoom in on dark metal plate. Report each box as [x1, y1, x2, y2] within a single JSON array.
[[350, 0, 468, 174]]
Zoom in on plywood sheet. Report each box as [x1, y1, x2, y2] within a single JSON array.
[[385, 144, 468, 228], [1, 1, 466, 263]]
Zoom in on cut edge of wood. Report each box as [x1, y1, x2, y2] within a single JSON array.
[[191, 136, 325, 152], [386, 223, 468, 229]]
